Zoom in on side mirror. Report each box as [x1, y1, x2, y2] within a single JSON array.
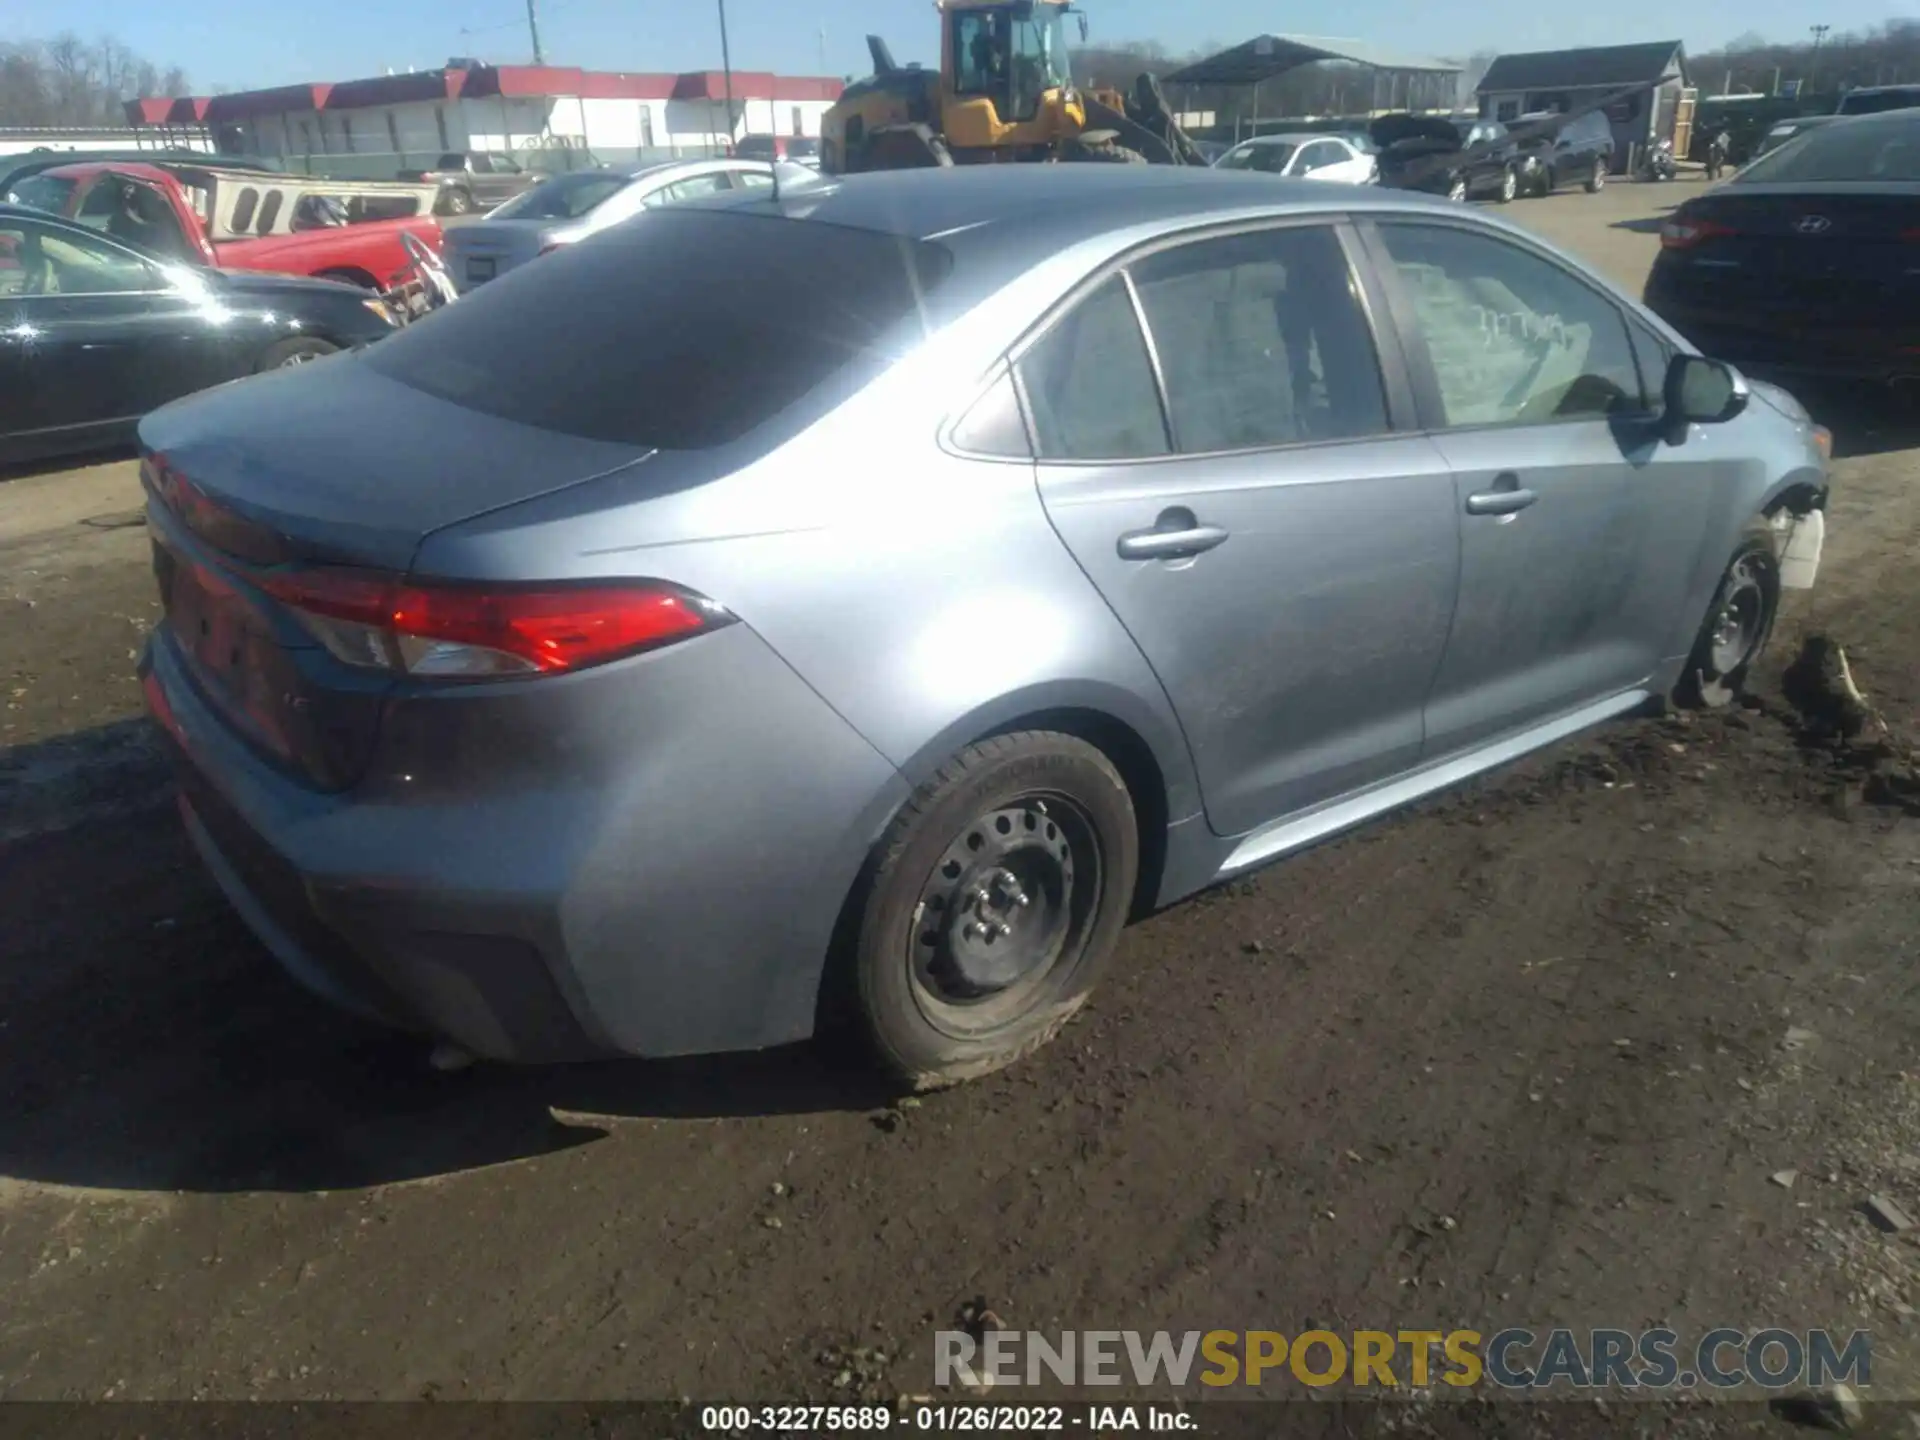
[[1663, 353, 1748, 441]]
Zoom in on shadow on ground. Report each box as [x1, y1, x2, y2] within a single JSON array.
[[0, 725, 892, 1197], [0, 443, 136, 485], [1610, 202, 1680, 233]]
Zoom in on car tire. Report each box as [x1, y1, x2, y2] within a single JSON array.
[[1585, 160, 1607, 193], [848, 731, 1139, 1090], [1497, 167, 1517, 203], [1674, 520, 1782, 709], [1447, 176, 1469, 203], [256, 337, 340, 372], [442, 188, 474, 215]]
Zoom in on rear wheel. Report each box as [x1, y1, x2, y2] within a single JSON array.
[[1674, 520, 1781, 708], [256, 337, 339, 372], [1446, 176, 1469, 202], [1497, 166, 1518, 203], [1585, 159, 1607, 193], [847, 732, 1138, 1090], [441, 188, 474, 215]]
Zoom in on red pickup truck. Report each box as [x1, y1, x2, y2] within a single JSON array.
[[16, 161, 443, 292]]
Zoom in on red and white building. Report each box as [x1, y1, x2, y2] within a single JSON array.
[[124, 63, 845, 170]]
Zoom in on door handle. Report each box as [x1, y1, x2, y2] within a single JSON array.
[[1465, 475, 1539, 517], [1117, 513, 1230, 561]]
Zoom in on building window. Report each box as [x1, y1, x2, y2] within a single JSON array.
[[792, 104, 804, 136], [1496, 99, 1519, 122]]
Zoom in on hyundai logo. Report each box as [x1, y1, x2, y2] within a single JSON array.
[[1795, 214, 1833, 234]]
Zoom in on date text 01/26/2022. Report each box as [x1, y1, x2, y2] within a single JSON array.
[[699, 1405, 1196, 1432]]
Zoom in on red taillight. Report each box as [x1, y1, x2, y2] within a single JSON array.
[[255, 568, 726, 679], [1660, 216, 1735, 249]]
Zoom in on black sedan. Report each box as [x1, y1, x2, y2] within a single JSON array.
[[1372, 114, 1525, 203], [1644, 109, 1920, 390], [1, 202, 397, 468]]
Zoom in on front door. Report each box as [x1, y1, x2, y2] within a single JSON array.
[[17, 218, 232, 436], [1025, 223, 1461, 838], [1363, 218, 1679, 756]]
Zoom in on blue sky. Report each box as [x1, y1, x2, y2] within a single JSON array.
[[11, 0, 1908, 93]]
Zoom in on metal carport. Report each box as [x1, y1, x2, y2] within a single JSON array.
[[1163, 34, 1462, 131]]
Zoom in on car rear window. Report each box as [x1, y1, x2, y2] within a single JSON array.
[[1837, 87, 1920, 115], [1736, 118, 1920, 182], [363, 209, 954, 449], [491, 172, 629, 220]]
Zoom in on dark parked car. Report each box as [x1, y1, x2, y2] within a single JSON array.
[[1372, 114, 1525, 203], [1754, 85, 1920, 159], [400, 152, 541, 215], [1513, 108, 1614, 195], [135, 167, 1828, 1087], [1645, 108, 1920, 388], [0, 202, 396, 467]]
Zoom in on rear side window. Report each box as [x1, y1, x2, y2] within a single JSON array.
[[1129, 226, 1388, 451], [363, 210, 953, 449], [1018, 276, 1170, 461]]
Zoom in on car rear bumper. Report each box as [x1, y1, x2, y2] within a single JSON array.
[[139, 616, 908, 1064]]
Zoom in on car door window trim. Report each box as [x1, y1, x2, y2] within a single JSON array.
[[1355, 214, 1657, 437], [1001, 214, 1416, 467]]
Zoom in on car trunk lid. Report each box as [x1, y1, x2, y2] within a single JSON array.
[[442, 220, 549, 288], [1665, 185, 1920, 314], [140, 354, 655, 790]]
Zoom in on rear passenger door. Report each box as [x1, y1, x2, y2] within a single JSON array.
[[1023, 222, 1461, 838]]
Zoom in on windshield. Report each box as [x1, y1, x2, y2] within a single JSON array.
[[490, 171, 629, 221], [1736, 119, 1920, 182], [9, 174, 77, 214], [1837, 88, 1920, 116], [1216, 143, 1296, 174]]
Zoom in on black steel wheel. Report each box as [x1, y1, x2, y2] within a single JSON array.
[[1497, 166, 1518, 203], [1675, 520, 1781, 709], [845, 732, 1138, 1089], [1586, 160, 1607, 193]]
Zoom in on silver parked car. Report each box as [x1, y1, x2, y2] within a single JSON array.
[[440, 157, 819, 292], [136, 166, 1830, 1088]]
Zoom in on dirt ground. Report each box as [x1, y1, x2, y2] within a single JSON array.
[[6, 177, 1920, 1434]]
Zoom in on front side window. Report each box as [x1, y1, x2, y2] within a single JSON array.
[[1019, 275, 1169, 461], [1129, 225, 1389, 452], [659, 173, 732, 204], [1375, 222, 1643, 428], [31, 226, 158, 296]]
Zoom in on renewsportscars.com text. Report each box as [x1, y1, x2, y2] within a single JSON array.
[[934, 1328, 1872, 1392]]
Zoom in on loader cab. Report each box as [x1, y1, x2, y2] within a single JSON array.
[[943, 0, 1082, 147]]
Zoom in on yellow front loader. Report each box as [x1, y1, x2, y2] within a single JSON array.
[[820, 0, 1207, 174]]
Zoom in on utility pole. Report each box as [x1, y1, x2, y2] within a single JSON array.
[[819, 25, 828, 76], [1809, 24, 1830, 91], [718, 0, 736, 153], [526, 0, 545, 64]]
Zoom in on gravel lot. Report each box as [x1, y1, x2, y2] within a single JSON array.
[[5, 177, 1920, 1433]]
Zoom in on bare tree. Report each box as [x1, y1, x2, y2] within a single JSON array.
[[0, 33, 194, 126], [1694, 18, 1920, 96]]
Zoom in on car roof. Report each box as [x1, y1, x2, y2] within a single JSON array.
[[1228, 133, 1319, 147], [669, 163, 1502, 299]]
